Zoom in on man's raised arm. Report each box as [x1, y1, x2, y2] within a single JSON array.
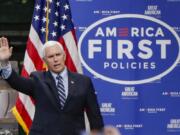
[[0, 37, 35, 96]]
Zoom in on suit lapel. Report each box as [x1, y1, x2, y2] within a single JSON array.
[[43, 71, 62, 112], [63, 71, 76, 109], [42, 70, 77, 111]]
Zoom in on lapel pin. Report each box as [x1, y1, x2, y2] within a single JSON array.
[[71, 80, 74, 84]]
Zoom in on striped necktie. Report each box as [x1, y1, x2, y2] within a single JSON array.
[[56, 74, 66, 109]]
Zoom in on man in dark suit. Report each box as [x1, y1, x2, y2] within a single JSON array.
[[0, 37, 104, 135]]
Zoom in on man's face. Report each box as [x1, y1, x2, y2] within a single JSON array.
[[44, 44, 66, 73]]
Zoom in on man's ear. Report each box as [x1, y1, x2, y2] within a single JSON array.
[[63, 53, 66, 61]]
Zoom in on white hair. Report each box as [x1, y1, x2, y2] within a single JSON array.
[[42, 41, 64, 58]]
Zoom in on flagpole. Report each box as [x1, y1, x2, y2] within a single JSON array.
[[43, 0, 50, 70], [45, 0, 50, 42]]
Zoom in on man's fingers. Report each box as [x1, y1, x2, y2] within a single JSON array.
[[2, 37, 8, 47], [9, 47, 13, 56], [0, 37, 3, 47], [4, 38, 9, 47], [0, 37, 8, 47]]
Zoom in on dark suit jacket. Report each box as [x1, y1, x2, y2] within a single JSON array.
[[6, 70, 104, 135]]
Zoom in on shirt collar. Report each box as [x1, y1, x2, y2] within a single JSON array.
[[50, 67, 68, 80]]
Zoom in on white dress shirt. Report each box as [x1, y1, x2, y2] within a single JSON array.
[[50, 67, 68, 98]]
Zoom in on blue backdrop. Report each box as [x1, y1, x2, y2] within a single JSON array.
[[70, 0, 180, 135]]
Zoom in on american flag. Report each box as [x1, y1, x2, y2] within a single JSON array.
[[12, 0, 82, 134]]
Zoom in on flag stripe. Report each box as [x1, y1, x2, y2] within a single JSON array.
[[29, 25, 43, 58], [16, 97, 32, 129], [23, 51, 36, 74], [19, 93, 35, 120], [63, 31, 82, 73], [72, 29, 78, 45], [21, 67, 29, 78], [58, 36, 77, 72], [26, 39, 44, 70]]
